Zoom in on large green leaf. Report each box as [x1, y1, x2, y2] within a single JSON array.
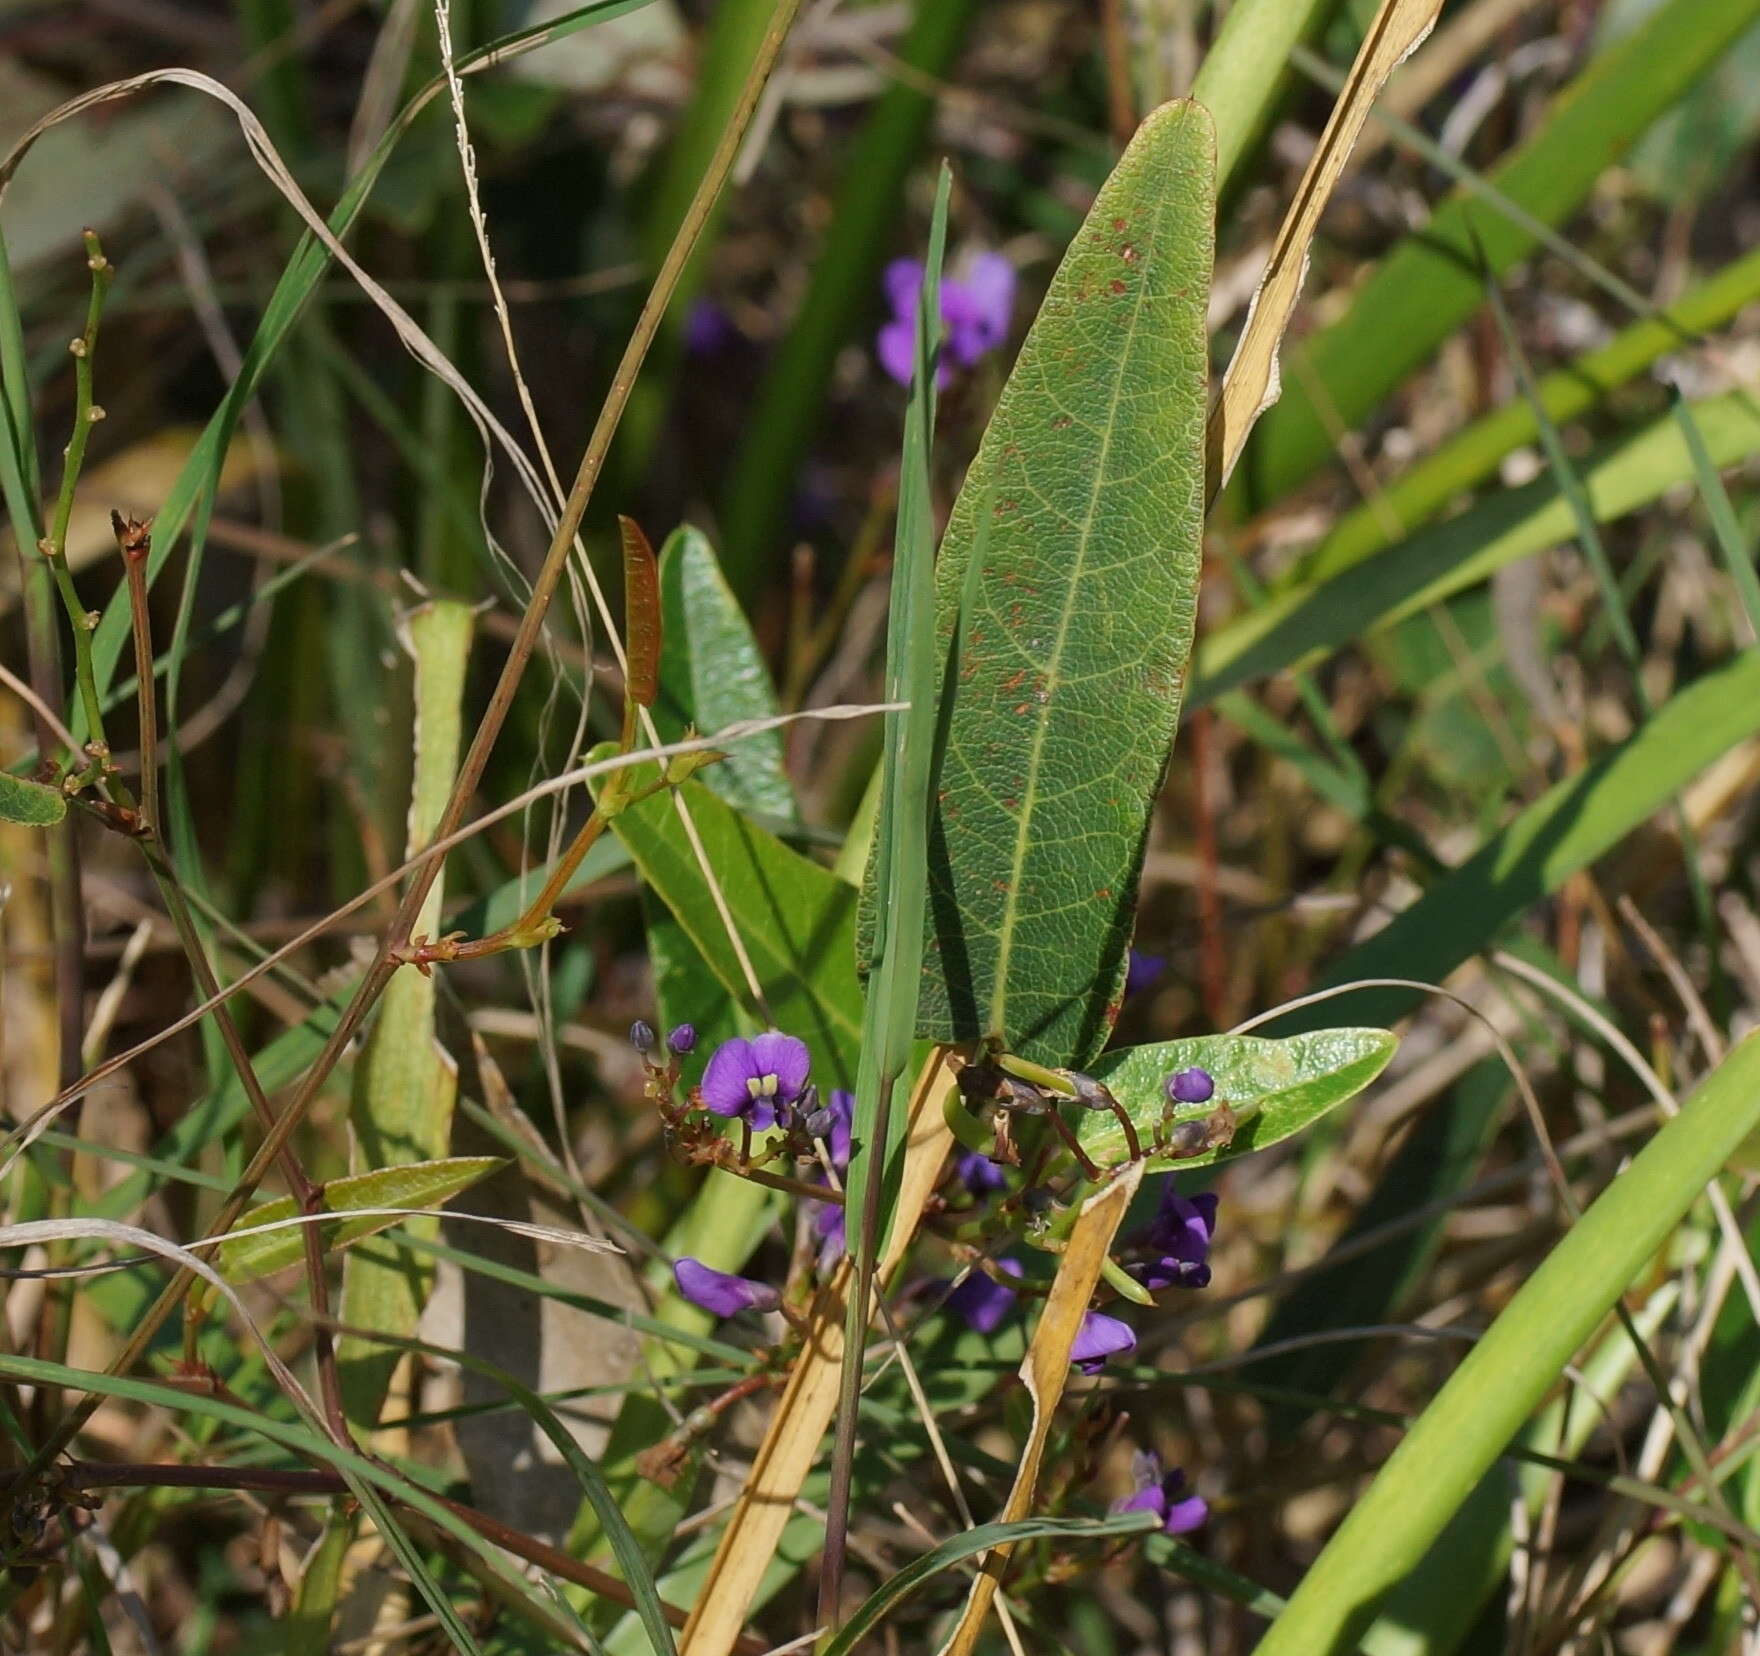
[[600, 751, 863, 1089], [1073, 1028, 1397, 1174], [214, 1156, 503, 1283], [913, 98, 1215, 1069], [0, 771, 66, 827], [653, 523, 795, 823], [1196, 390, 1760, 706], [1240, 0, 1760, 505]]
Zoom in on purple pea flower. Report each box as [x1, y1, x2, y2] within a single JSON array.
[[673, 1257, 780, 1318], [1125, 949, 1167, 1000], [699, 1032, 812, 1131], [955, 1147, 1008, 1197], [1130, 1179, 1217, 1292], [876, 251, 1016, 387], [1113, 1450, 1207, 1537], [1166, 1066, 1215, 1106], [947, 1257, 1024, 1335], [1070, 1309, 1136, 1375]]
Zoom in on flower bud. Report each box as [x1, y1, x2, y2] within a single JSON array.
[[667, 1023, 697, 1055], [1165, 1066, 1215, 1106], [629, 1020, 657, 1054]]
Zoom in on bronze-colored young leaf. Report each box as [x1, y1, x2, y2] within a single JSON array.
[[909, 99, 1215, 1071], [621, 514, 662, 710]]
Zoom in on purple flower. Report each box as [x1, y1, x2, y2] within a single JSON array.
[[876, 252, 1016, 387], [1070, 1310, 1136, 1375], [1125, 949, 1167, 999], [955, 1147, 1008, 1197], [1113, 1451, 1207, 1537], [672, 1258, 780, 1318], [1166, 1066, 1215, 1106], [667, 1024, 697, 1056], [947, 1257, 1024, 1335], [699, 1032, 812, 1130], [1130, 1179, 1217, 1292]]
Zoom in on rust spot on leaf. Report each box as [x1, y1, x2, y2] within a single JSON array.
[[1110, 278, 1127, 295]]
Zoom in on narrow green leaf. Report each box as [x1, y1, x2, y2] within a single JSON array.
[[1241, 0, 1760, 504], [283, 1504, 354, 1656], [599, 752, 864, 1087], [717, 0, 982, 597], [821, 1511, 1158, 1656], [1273, 649, 1760, 1035], [215, 1156, 503, 1283], [1362, 1282, 1678, 1656], [915, 98, 1215, 1068], [653, 523, 795, 822], [1281, 222, 1760, 591], [1074, 1028, 1398, 1174], [1196, 390, 1760, 706], [1253, 1034, 1760, 1654], [340, 599, 473, 1428], [1191, 0, 1339, 198], [1671, 390, 1760, 639], [0, 771, 66, 826]]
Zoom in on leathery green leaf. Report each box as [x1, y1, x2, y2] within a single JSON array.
[[0, 771, 66, 827], [919, 98, 1215, 1069], [1074, 1028, 1397, 1174], [214, 1156, 504, 1283], [653, 523, 795, 823], [597, 747, 864, 1089]]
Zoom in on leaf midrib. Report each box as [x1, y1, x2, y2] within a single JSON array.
[[985, 140, 1179, 1040]]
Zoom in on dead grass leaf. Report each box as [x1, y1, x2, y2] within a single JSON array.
[[1206, 0, 1443, 496], [932, 1159, 1144, 1656], [677, 1046, 958, 1656]]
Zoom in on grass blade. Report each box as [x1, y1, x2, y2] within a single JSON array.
[[1252, 1034, 1760, 1654]]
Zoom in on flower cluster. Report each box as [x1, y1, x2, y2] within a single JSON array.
[[658, 1028, 1215, 1540], [876, 252, 1015, 388]]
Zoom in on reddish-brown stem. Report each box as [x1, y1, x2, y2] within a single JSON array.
[[18, 0, 809, 1487]]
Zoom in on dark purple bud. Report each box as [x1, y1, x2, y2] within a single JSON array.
[[672, 1258, 780, 1318], [1165, 1066, 1215, 1106], [667, 1024, 697, 1056], [1070, 1310, 1136, 1375], [1068, 1071, 1112, 1110], [630, 1020, 656, 1054], [804, 1107, 835, 1140]]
